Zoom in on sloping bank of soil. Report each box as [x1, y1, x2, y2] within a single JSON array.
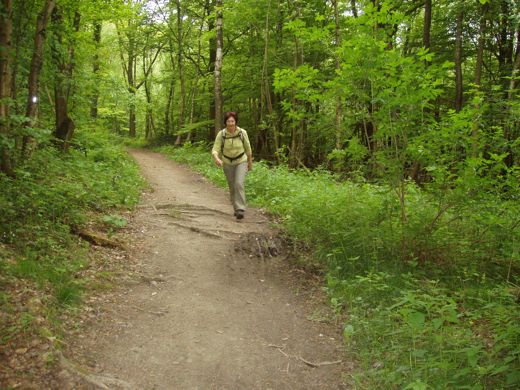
[[58, 149, 351, 389]]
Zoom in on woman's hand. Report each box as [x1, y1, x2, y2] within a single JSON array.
[[212, 151, 223, 167]]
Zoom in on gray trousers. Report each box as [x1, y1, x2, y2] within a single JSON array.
[[223, 162, 248, 211]]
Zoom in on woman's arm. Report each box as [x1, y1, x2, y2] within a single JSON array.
[[211, 131, 223, 167], [247, 153, 253, 171], [212, 150, 223, 167], [242, 130, 253, 171]]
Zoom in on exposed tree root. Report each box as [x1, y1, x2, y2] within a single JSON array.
[[266, 344, 342, 368], [58, 352, 133, 390], [75, 229, 125, 249]]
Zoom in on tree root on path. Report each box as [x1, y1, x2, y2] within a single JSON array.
[[166, 221, 232, 239], [155, 203, 231, 217], [131, 304, 168, 317], [298, 356, 343, 368], [267, 344, 342, 368], [58, 352, 133, 390], [74, 229, 125, 249]]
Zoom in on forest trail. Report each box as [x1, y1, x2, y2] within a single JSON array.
[[60, 149, 349, 389]]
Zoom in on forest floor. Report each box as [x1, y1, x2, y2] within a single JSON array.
[[54, 149, 350, 389]]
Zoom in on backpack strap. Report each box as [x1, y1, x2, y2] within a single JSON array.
[[220, 129, 226, 155], [220, 129, 245, 162]]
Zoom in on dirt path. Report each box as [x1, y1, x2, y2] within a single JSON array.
[[61, 149, 349, 389]]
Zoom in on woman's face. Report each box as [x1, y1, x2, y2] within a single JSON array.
[[226, 117, 236, 129]]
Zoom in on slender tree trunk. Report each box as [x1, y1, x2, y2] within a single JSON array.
[[289, 1, 304, 169], [249, 30, 258, 139], [471, 4, 487, 158], [90, 21, 101, 119], [350, 0, 358, 18], [508, 29, 520, 100], [0, 0, 15, 176], [10, 0, 25, 116], [175, 0, 186, 145], [53, 8, 80, 151], [498, 0, 514, 94], [474, 5, 487, 87], [273, 0, 284, 160], [333, 0, 342, 150], [423, 0, 431, 50], [214, 0, 223, 138], [261, 0, 278, 159], [115, 22, 135, 136], [127, 30, 136, 137], [143, 51, 154, 139], [25, 0, 55, 124], [207, 0, 216, 140], [186, 78, 198, 142], [22, 0, 56, 155], [454, 9, 463, 112], [164, 76, 175, 136], [185, 18, 204, 143], [144, 78, 153, 139], [406, 0, 432, 180], [164, 37, 176, 136], [504, 28, 520, 167]]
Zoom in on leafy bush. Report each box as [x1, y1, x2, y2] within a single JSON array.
[[0, 129, 144, 306], [160, 143, 519, 389]]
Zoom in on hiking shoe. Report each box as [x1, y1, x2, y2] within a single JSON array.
[[235, 210, 244, 220]]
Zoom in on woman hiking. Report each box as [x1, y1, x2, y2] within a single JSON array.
[[211, 111, 253, 220]]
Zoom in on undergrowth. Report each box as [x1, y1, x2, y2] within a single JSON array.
[[0, 129, 144, 344], [157, 142, 520, 389]]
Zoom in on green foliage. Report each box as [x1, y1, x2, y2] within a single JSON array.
[[102, 214, 128, 229], [0, 129, 144, 306], [162, 144, 519, 389]]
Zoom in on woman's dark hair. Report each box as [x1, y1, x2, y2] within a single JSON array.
[[224, 111, 238, 123]]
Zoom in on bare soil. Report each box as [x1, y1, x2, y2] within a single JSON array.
[[57, 149, 351, 389]]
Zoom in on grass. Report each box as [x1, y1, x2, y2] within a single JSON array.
[[0, 128, 145, 348], [157, 141, 520, 389]]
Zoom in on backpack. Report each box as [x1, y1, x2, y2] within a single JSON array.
[[220, 129, 245, 162]]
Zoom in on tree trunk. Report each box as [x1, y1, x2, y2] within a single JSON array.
[[52, 8, 80, 151], [0, 0, 15, 176], [289, 2, 304, 169], [144, 79, 154, 139], [10, 0, 26, 116], [164, 76, 175, 136], [175, 0, 186, 145], [423, 0, 431, 50], [260, 0, 277, 159], [164, 37, 176, 137], [143, 58, 153, 139], [185, 18, 205, 143], [272, 0, 285, 161], [207, 0, 216, 141], [498, 0, 514, 94], [471, 4, 487, 158], [333, 0, 342, 150], [24, 0, 55, 124], [350, 0, 358, 18], [474, 4, 488, 86], [127, 30, 136, 137], [454, 9, 463, 112], [508, 29, 520, 100], [90, 21, 102, 119], [504, 28, 520, 167], [214, 0, 223, 138]]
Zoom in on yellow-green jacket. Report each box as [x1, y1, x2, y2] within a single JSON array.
[[212, 127, 252, 166]]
